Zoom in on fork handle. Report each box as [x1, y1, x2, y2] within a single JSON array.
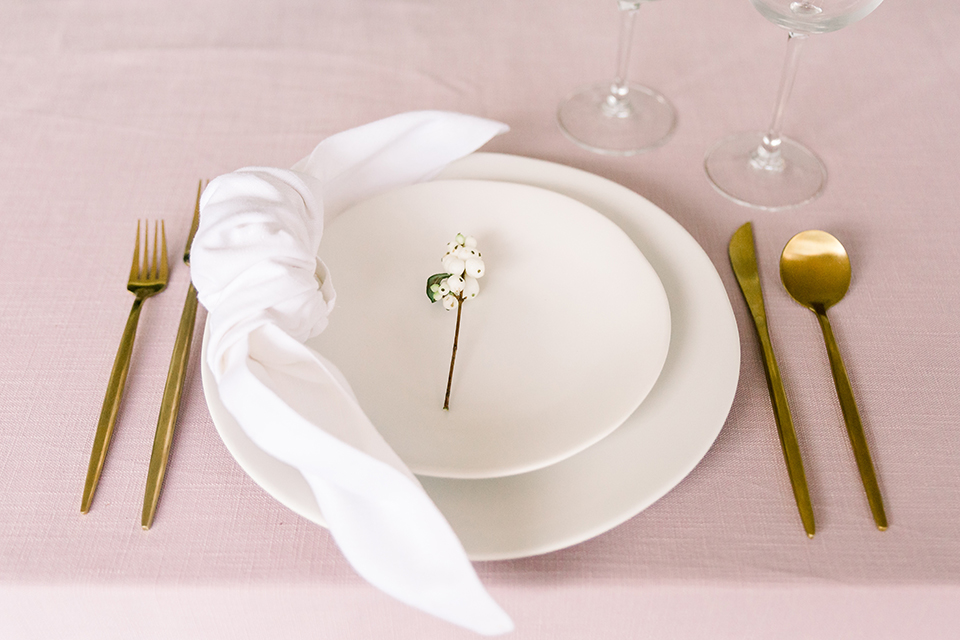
[[141, 283, 199, 529], [81, 295, 145, 513]]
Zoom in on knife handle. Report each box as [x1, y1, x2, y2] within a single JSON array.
[[141, 283, 199, 529], [752, 315, 816, 538]]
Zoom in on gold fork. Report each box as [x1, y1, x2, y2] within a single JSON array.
[[81, 221, 169, 513], [142, 182, 205, 529]]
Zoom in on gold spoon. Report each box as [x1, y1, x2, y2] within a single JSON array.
[[780, 230, 887, 530]]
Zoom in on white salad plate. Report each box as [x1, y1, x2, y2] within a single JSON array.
[[201, 152, 740, 560], [309, 179, 671, 479]]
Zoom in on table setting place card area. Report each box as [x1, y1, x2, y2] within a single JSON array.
[[83, 107, 887, 633], [5, 0, 960, 638]]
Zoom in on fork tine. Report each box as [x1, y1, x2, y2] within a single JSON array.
[[130, 220, 141, 281], [159, 220, 168, 281], [151, 221, 159, 279], [142, 220, 151, 278]]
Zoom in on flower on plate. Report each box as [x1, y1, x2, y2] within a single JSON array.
[[426, 233, 485, 410]]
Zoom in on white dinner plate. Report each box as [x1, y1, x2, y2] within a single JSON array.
[[310, 180, 670, 479], [201, 152, 740, 560]]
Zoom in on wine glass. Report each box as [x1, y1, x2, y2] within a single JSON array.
[[557, 1, 677, 155], [704, 0, 884, 210]]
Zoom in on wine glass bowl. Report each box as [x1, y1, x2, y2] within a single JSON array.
[[751, 0, 884, 34], [704, 0, 883, 210]]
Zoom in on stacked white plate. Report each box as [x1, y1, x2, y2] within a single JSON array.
[[201, 153, 740, 560]]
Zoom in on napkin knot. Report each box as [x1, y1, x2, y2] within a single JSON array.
[[194, 168, 337, 369]]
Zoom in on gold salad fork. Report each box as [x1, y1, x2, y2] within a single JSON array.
[[81, 221, 169, 513]]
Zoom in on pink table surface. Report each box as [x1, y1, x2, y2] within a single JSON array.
[[2, 0, 958, 638]]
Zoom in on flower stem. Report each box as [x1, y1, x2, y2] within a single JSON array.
[[443, 294, 464, 410]]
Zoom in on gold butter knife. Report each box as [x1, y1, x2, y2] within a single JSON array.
[[729, 222, 815, 538], [141, 180, 204, 529]]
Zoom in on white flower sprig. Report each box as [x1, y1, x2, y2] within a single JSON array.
[[427, 233, 485, 410]]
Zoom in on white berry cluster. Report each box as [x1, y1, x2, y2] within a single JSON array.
[[427, 233, 484, 310]]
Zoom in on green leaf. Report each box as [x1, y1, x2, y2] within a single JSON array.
[[426, 273, 452, 302]]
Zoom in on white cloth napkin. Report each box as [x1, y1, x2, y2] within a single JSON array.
[[191, 111, 513, 635]]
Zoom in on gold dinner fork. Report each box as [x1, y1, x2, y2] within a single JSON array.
[[81, 221, 169, 513], [142, 182, 205, 529]]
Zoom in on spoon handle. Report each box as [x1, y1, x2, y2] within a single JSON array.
[[815, 310, 888, 530]]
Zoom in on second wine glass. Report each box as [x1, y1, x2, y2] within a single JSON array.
[[704, 0, 884, 210], [557, 0, 677, 155]]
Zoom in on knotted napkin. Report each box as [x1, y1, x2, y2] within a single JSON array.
[[191, 111, 513, 635]]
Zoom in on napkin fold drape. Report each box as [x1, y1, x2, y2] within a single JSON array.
[[191, 111, 512, 635]]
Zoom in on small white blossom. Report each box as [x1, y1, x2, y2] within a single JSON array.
[[447, 275, 465, 293], [464, 257, 485, 278], [463, 276, 480, 299], [442, 255, 465, 276]]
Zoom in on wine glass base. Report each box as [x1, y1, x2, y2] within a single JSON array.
[[557, 82, 677, 156], [704, 131, 827, 210]]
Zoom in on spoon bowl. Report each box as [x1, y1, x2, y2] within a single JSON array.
[[780, 230, 851, 311]]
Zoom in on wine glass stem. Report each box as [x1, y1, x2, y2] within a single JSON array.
[[753, 31, 808, 171], [603, 5, 641, 118]]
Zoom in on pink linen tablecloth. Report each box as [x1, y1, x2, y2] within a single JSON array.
[[1, 0, 958, 638]]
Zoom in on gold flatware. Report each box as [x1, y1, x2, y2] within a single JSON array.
[[141, 181, 205, 529], [729, 222, 815, 538], [780, 230, 887, 531], [82, 220, 169, 513]]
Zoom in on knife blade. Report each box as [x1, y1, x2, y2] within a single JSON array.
[[729, 222, 815, 538], [141, 180, 204, 529]]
